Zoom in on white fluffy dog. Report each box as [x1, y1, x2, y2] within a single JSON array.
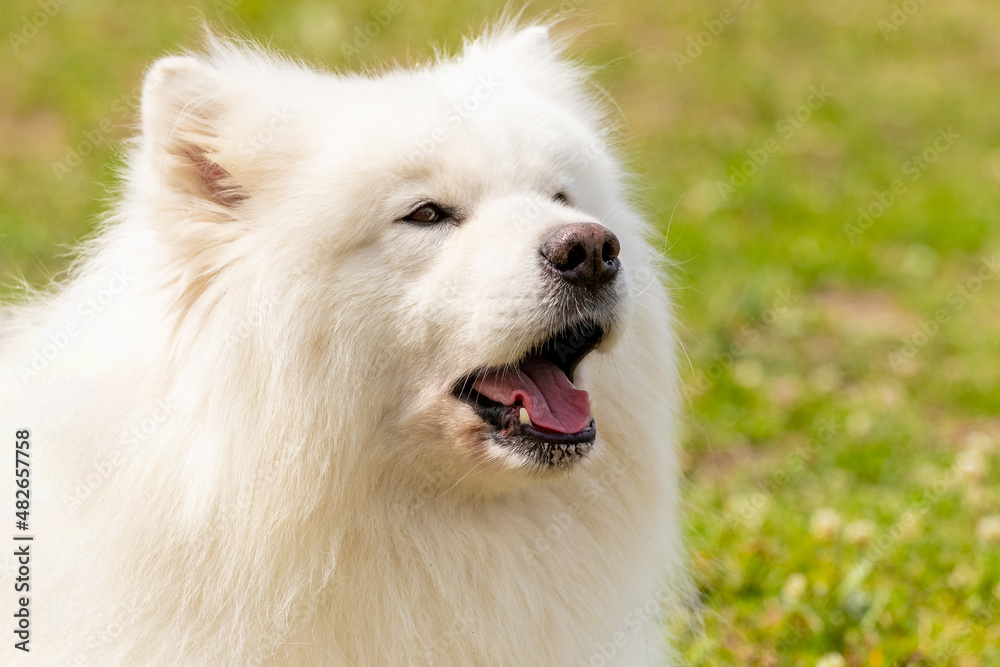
[[0, 25, 683, 666]]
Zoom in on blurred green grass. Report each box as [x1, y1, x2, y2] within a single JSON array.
[[3, 0, 1000, 664]]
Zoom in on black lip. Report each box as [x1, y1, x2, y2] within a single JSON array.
[[453, 321, 605, 456], [523, 418, 597, 444]]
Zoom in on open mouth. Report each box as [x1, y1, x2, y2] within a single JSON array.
[[453, 320, 605, 464]]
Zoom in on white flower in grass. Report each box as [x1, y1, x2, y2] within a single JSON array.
[[781, 572, 807, 602], [843, 519, 876, 546], [947, 563, 980, 589], [957, 449, 989, 481], [816, 653, 846, 667], [964, 430, 994, 453], [810, 507, 842, 542], [976, 515, 1000, 544]]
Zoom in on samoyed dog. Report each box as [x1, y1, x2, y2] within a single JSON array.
[[1, 24, 683, 666]]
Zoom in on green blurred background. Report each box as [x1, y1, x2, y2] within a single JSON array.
[[2, 0, 999, 664]]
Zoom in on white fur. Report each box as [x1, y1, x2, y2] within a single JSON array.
[[0, 25, 684, 666]]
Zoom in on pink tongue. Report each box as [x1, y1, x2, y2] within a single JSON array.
[[471, 358, 591, 434]]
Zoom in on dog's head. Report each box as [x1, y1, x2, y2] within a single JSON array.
[[136, 27, 650, 491]]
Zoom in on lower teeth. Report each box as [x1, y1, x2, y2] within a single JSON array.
[[518, 407, 532, 426]]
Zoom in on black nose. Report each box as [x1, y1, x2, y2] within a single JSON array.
[[540, 222, 620, 290]]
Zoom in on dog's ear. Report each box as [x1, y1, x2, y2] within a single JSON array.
[[510, 25, 554, 51], [140, 55, 247, 218], [464, 24, 588, 104], [477, 24, 562, 64]]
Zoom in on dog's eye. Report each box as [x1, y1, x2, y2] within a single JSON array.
[[553, 192, 569, 204], [404, 203, 448, 224]]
